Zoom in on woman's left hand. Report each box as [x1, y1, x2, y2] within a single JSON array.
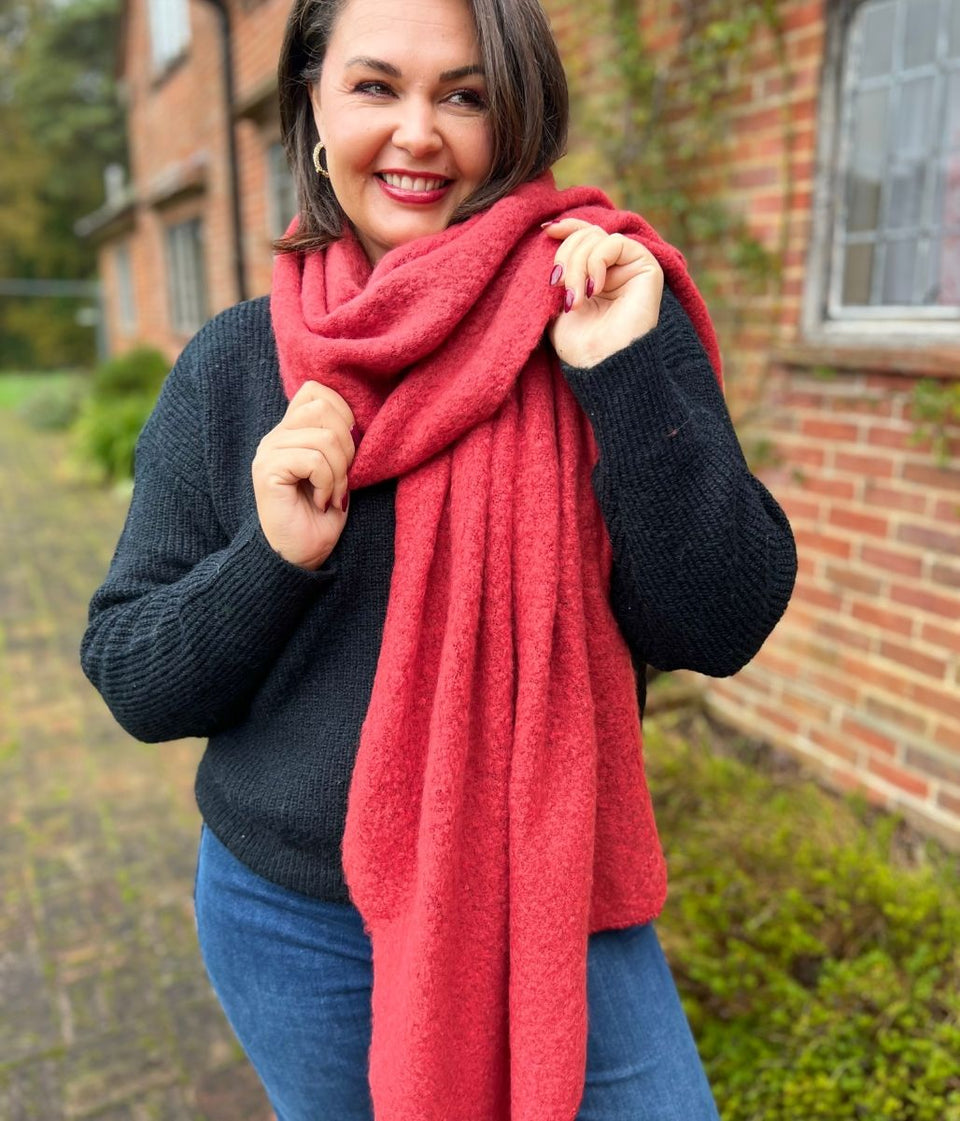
[[543, 219, 664, 369]]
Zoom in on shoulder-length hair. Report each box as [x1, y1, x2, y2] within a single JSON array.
[[274, 0, 569, 254]]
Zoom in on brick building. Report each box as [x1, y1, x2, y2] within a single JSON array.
[[79, 0, 960, 846]]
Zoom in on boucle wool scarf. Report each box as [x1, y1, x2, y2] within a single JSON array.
[[271, 173, 721, 1121]]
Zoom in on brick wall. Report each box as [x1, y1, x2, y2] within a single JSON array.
[[614, 0, 960, 844]]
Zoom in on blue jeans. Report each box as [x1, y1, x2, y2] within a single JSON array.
[[194, 825, 720, 1121]]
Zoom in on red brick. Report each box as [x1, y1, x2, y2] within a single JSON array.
[[860, 545, 923, 578], [802, 477, 857, 500], [878, 640, 948, 680], [840, 716, 897, 758], [933, 722, 960, 752], [897, 523, 960, 553], [863, 695, 929, 735], [834, 452, 895, 478], [808, 670, 860, 705], [902, 463, 960, 492], [920, 622, 960, 654], [850, 602, 914, 637], [824, 565, 883, 596], [863, 483, 927, 515], [866, 425, 926, 451], [937, 788, 960, 815], [890, 584, 960, 620], [909, 682, 960, 721], [795, 528, 852, 560], [794, 583, 845, 611], [904, 745, 960, 786], [755, 704, 801, 735], [828, 507, 889, 537], [809, 728, 859, 765], [813, 617, 871, 651], [933, 499, 960, 524], [931, 563, 960, 589], [781, 688, 833, 724], [867, 758, 930, 799], [800, 418, 860, 442]]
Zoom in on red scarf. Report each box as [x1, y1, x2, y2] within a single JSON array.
[[271, 174, 721, 1121]]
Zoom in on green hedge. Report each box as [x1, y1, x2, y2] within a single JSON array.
[[72, 346, 169, 483], [646, 712, 960, 1121]]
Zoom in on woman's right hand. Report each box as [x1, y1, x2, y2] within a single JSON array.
[[252, 381, 357, 571]]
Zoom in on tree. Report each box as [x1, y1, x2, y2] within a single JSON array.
[[0, 0, 126, 368]]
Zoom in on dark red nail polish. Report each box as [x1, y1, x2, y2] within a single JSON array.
[[340, 489, 350, 513], [564, 288, 575, 312], [586, 278, 595, 298], [550, 264, 563, 286]]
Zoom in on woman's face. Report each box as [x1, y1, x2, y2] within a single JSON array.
[[310, 0, 494, 265]]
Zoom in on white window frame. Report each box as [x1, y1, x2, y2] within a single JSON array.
[[147, 0, 191, 72], [804, 0, 960, 344], [165, 218, 207, 336], [113, 243, 137, 335], [267, 141, 299, 239]]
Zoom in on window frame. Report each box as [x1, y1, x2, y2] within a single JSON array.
[[164, 217, 208, 337], [147, 0, 191, 73], [113, 242, 137, 336], [804, 0, 960, 345]]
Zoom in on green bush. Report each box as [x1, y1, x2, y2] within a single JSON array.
[[646, 712, 960, 1121], [72, 346, 168, 483], [90, 346, 169, 400], [17, 379, 85, 430]]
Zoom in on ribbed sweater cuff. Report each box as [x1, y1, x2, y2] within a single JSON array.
[[560, 326, 692, 463]]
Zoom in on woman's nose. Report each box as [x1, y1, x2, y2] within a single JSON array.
[[391, 99, 443, 157]]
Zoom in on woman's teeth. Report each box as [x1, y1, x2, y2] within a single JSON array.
[[381, 174, 446, 191]]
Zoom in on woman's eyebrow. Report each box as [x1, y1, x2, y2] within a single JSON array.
[[344, 57, 484, 82]]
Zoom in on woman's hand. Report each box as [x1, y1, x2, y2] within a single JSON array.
[[543, 219, 664, 369], [252, 381, 357, 571]]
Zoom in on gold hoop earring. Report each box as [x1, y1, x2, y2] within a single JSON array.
[[312, 140, 331, 179]]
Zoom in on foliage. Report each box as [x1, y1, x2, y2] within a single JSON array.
[[909, 379, 960, 467], [647, 711, 960, 1121], [559, 0, 785, 295], [16, 377, 86, 430], [0, 370, 80, 410], [72, 347, 168, 482], [0, 0, 125, 368]]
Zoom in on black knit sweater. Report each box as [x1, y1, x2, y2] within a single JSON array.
[[80, 289, 796, 901]]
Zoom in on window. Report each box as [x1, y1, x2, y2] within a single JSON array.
[[810, 0, 960, 336], [148, 0, 190, 71], [113, 243, 136, 334], [165, 218, 207, 335], [267, 142, 299, 239]]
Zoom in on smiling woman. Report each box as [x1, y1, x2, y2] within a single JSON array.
[[80, 0, 797, 1119]]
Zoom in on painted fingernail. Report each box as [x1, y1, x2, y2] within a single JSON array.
[[549, 263, 563, 286], [350, 423, 361, 446], [564, 288, 575, 312], [540, 218, 562, 228], [340, 489, 350, 513], [585, 278, 595, 298]]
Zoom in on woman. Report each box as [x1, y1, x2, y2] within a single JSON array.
[[81, 0, 797, 1118]]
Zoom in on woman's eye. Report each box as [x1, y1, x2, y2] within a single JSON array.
[[446, 88, 487, 109], [354, 81, 393, 97]]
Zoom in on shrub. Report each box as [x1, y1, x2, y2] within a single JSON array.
[[645, 711, 960, 1121], [72, 346, 168, 483], [90, 346, 169, 400], [17, 379, 85, 430]]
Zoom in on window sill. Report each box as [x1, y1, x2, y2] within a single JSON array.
[[777, 337, 960, 380]]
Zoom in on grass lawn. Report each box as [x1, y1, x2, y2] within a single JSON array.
[[0, 370, 85, 410]]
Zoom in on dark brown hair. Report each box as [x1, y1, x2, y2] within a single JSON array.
[[274, 0, 569, 254]]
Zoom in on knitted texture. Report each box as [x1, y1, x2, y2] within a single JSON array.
[[270, 175, 723, 1121]]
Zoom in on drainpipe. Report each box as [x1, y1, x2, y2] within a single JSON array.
[[198, 0, 247, 302]]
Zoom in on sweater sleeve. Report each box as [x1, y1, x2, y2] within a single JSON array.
[[79, 326, 333, 743], [560, 286, 797, 677]]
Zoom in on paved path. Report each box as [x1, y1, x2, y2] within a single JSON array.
[[0, 410, 273, 1120]]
